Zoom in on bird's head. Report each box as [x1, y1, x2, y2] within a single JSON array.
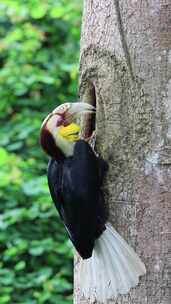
[[40, 102, 95, 160]]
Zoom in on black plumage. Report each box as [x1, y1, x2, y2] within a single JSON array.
[[47, 140, 108, 259]]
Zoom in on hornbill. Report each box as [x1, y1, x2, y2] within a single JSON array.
[[40, 102, 146, 303]]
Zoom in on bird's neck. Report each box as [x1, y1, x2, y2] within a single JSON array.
[[55, 133, 75, 158]]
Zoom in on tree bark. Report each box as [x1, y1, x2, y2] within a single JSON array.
[[74, 1, 171, 303]]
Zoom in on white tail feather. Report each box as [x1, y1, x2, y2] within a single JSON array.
[[79, 223, 146, 303]]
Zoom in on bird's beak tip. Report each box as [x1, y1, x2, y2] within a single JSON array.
[[70, 102, 96, 115]]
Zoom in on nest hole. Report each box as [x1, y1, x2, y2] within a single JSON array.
[[81, 83, 96, 139]]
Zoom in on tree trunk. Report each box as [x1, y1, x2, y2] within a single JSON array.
[[74, 1, 171, 303]]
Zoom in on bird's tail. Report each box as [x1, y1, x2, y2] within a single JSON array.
[[79, 223, 146, 303]]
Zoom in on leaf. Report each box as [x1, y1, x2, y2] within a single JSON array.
[[14, 261, 26, 271], [22, 177, 48, 196], [30, 3, 48, 19], [0, 295, 11, 303], [0, 269, 15, 285]]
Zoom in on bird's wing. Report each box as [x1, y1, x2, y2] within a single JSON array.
[[47, 140, 105, 258], [47, 159, 78, 244], [47, 159, 64, 218], [61, 140, 102, 258]]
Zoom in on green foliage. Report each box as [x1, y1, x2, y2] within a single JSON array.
[[0, 0, 81, 303]]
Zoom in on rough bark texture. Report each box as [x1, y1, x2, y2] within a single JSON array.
[[74, 1, 171, 303]]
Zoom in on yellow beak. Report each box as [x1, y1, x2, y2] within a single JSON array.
[[58, 123, 81, 142]]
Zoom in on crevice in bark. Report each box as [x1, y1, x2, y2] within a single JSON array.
[[114, 0, 134, 80]]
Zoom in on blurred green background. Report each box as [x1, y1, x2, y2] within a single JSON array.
[[0, 0, 82, 303]]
